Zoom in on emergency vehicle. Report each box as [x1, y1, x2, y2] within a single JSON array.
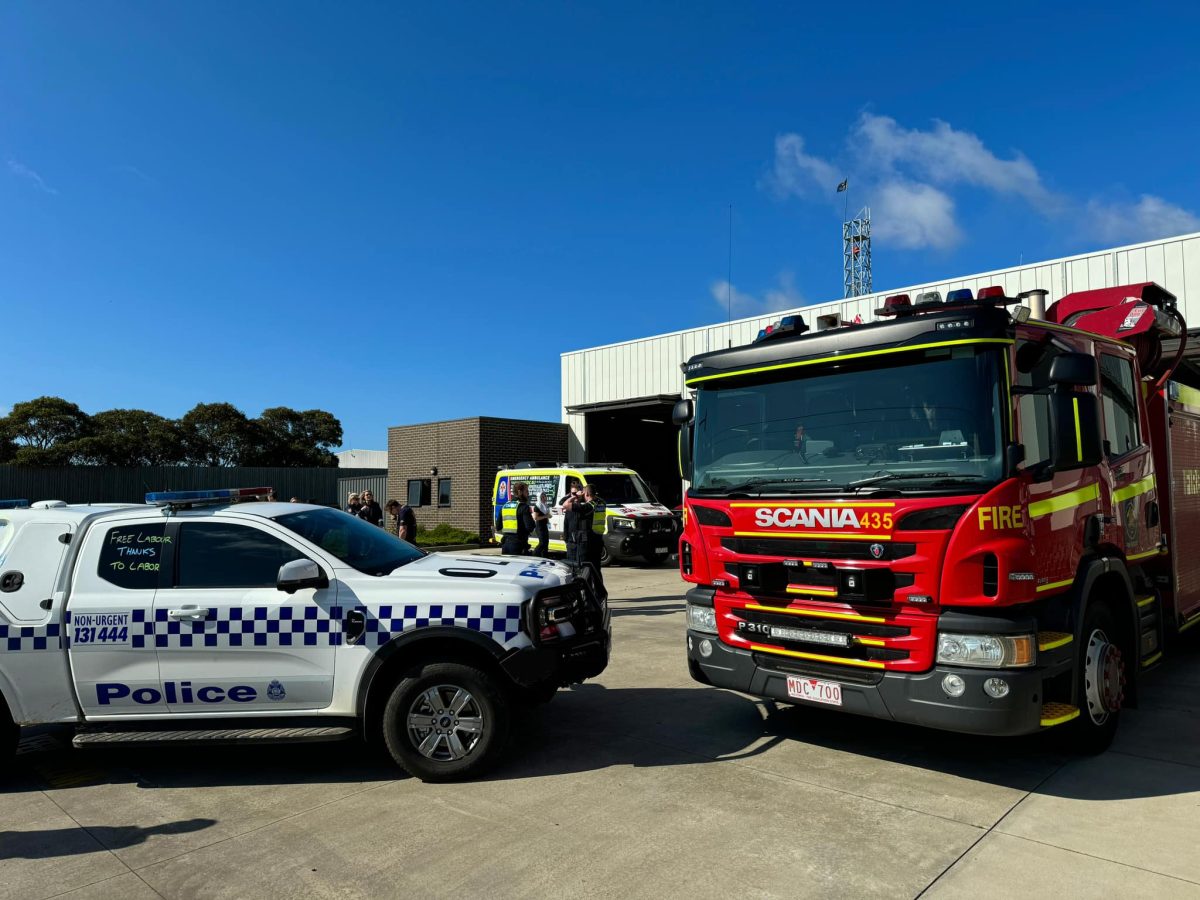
[[0, 490, 609, 781], [676, 282, 1198, 751], [491, 463, 679, 564]]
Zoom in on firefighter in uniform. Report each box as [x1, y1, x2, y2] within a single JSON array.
[[500, 481, 535, 555]]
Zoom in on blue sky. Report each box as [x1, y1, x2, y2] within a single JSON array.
[[3, 1, 1199, 449]]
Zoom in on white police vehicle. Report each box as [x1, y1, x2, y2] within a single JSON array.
[[0, 489, 609, 782]]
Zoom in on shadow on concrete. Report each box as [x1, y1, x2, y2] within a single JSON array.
[[609, 597, 683, 618], [0, 818, 216, 859]]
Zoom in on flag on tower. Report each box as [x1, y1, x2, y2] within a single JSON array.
[[836, 179, 848, 192]]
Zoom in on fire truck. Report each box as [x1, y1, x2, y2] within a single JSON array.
[[675, 282, 1199, 751]]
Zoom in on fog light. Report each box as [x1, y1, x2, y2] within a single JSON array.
[[699, 639, 713, 658], [941, 674, 966, 698], [983, 677, 1010, 699]]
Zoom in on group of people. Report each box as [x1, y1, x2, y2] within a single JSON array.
[[346, 490, 418, 544], [500, 480, 605, 586]]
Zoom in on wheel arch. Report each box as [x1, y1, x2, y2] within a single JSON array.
[[355, 627, 509, 741]]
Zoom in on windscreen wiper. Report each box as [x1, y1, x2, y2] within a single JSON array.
[[847, 471, 985, 489], [693, 476, 832, 496]]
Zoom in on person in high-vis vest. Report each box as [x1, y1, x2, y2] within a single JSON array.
[[500, 481, 534, 555]]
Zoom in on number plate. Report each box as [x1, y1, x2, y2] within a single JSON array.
[[786, 676, 843, 706], [655, 546, 668, 553]]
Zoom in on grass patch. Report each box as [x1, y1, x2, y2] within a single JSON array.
[[413, 523, 480, 546]]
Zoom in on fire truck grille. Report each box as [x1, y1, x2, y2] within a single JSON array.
[[721, 537, 916, 561], [733, 605, 912, 666]]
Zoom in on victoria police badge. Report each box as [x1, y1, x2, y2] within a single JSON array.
[[267, 680, 286, 701]]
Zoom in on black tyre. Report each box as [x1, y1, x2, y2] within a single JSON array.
[[1062, 603, 1126, 755], [599, 545, 613, 567], [381, 662, 510, 782]]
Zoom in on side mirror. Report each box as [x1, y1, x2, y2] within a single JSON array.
[[677, 426, 693, 483], [672, 398, 694, 426], [277, 558, 328, 594], [1048, 391, 1103, 473], [1049, 352, 1097, 387]]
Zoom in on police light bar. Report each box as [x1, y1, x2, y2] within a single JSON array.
[[0, 499, 31, 510], [946, 289, 974, 303], [754, 314, 810, 343], [875, 294, 911, 317], [145, 487, 273, 506]]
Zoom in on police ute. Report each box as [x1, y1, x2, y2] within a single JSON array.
[[0, 489, 610, 782]]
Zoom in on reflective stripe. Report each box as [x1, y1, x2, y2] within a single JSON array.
[[743, 602, 885, 623], [685, 338, 1014, 385], [856, 637, 886, 647], [1037, 632, 1073, 651], [1136, 595, 1156, 609], [1127, 547, 1167, 562], [730, 501, 895, 508], [1180, 613, 1200, 634], [733, 530, 890, 541], [1028, 483, 1100, 518], [1080, 396, 1089, 460], [1035, 577, 1075, 594], [1172, 383, 1200, 408], [1039, 705, 1080, 727], [785, 586, 839, 597], [1141, 651, 1163, 668], [748, 643, 885, 669], [1113, 474, 1155, 503]]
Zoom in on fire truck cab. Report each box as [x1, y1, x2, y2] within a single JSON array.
[[676, 283, 1198, 751]]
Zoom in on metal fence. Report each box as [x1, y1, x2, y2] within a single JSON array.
[[0, 466, 386, 507], [336, 474, 388, 511]]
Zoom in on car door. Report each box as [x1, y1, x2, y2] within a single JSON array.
[[67, 517, 168, 717], [153, 518, 338, 714]]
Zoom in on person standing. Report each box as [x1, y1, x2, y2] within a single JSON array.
[[345, 492, 362, 517], [582, 484, 607, 590], [532, 491, 551, 557], [562, 484, 592, 569], [357, 490, 384, 527], [385, 499, 418, 544], [500, 481, 534, 555]]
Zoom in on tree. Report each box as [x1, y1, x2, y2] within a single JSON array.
[[250, 407, 343, 467], [179, 403, 255, 466], [2, 396, 91, 465], [75, 410, 184, 466]]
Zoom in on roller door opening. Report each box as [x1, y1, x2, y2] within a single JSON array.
[[579, 397, 682, 509]]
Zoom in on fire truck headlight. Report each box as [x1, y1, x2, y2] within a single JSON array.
[[937, 633, 1035, 668], [686, 604, 718, 635]]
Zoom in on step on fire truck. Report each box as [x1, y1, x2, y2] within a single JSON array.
[[675, 282, 1199, 751]]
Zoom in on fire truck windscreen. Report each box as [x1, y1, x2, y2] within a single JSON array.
[[690, 345, 1005, 494]]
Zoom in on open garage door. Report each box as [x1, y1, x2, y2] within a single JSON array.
[[574, 396, 682, 509]]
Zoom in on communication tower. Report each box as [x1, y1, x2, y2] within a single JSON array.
[[843, 207, 872, 298]]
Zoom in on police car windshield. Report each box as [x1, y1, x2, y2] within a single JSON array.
[[584, 473, 656, 504], [273, 508, 423, 575], [691, 345, 1005, 494]]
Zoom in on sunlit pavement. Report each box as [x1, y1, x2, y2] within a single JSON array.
[[4, 557, 1200, 899]]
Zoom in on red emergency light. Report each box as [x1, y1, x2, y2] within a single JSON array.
[[875, 293, 912, 317]]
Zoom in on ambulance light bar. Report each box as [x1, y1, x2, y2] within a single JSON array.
[[875, 294, 911, 317], [145, 487, 273, 506], [0, 499, 31, 510], [754, 314, 809, 343]]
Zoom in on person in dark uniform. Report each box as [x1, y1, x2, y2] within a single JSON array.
[[562, 484, 588, 568], [356, 490, 384, 527], [500, 481, 534, 555], [532, 492, 551, 557], [582, 484, 606, 592]]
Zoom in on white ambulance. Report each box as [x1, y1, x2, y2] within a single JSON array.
[[0, 489, 609, 782]]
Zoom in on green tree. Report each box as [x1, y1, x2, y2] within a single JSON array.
[[75, 410, 184, 466], [250, 407, 343, 466], [2, 396, 92, 465], [180, 403, 255, 466]]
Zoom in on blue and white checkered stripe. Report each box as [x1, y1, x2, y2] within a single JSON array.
[[0, 622, 63, 652], [360, 604, 523, 646], [128, 606, 346, 649]]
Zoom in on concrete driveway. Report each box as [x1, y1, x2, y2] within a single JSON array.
[[4, 561, 1200, 899]]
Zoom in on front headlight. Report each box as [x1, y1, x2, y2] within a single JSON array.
[[686, 603, 717, 634], [937, 633, 1035, 668], [611, 517, 636, 530]]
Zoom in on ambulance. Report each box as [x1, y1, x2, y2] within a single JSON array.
[[0, 489, 609, 782], [491, 463, 680, 565]]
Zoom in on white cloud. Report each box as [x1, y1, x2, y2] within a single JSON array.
[[7, 159, 57, 195], [1085, 194, 1200, 245], [873, 181, 961, 250], [765, 114, 1198, 250], [763, 134, 840, 199], [711, 272, 805, 318]]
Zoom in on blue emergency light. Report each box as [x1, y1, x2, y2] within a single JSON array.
[[145, 487, 273, 506], [0, 499, 31, 510], [946, 289, 974, 303]]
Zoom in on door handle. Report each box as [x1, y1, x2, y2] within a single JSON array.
[[168, 607, 210, 621]]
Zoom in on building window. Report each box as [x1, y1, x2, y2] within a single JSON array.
[[437, 478, 452, 507], [407, 479, 431, 507]]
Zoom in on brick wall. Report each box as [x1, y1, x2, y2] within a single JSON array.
[[387, 417, 567, 539]]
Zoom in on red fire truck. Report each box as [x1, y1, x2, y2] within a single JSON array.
[[675, 282, 1199, 750]]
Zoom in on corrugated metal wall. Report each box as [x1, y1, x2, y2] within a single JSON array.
[[0, 466, 385, 507], [561, 231, 1200, 457], [336, 474, 388, 511]]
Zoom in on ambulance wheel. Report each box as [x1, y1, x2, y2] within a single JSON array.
[[381, 662, 510, 783], [600, 545, 613, 567], [1062, 603, 1125, 755]]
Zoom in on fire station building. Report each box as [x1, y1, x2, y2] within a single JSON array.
[[560, 231, 1200, 509]]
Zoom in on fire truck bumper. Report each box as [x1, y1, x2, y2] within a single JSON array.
[[686, 630, 1046, 737]]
